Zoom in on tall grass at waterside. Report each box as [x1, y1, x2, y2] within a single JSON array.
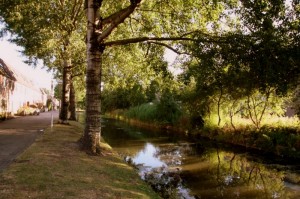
[[125, 103, 158, 122]]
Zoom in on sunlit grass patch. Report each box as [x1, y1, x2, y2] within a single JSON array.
[[261, 115, 300, 127]]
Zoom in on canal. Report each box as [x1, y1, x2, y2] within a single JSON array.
[[98, 117, 300, 198]]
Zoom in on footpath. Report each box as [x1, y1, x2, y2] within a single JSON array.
[[0, 111, 59, 171], [0, 114, 159, 199]]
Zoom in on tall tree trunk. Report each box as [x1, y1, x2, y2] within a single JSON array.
[[81, 0, 141, 154], [69, 80, 77, 120], [59, 59, 72, 123], [81, 0, 102, 154]]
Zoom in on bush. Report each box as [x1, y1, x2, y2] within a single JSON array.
[[125, 103, 158, 122], [125, 93, 182, 125], [156, 90, 182, 124]]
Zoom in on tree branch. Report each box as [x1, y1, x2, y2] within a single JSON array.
[[147, 41, 190, 55], [103, 34, 229, 47], [97, 0, 141, 42], [104, 36, 197, 46], [102, 7, 132, 26]]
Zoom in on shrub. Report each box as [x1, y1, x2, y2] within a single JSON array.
[[156, 91, 182, 124], [125, 103, 158, 122], [125, 96, 182, 125]]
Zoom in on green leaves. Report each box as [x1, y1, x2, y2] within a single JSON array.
[[176, 0, 299, 128]]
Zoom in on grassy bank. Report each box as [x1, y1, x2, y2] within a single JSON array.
[[0, 122, 160, 199]]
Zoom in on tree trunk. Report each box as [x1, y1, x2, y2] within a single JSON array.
[[81, 0, 141, 154], [81, 0, 102, 154], [217, 87, 223, 126], [59, 59, 72, 123], [229, 99, 237, 130], [69, 80, 77, 120]]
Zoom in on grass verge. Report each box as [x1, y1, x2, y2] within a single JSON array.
[[0, 121, 160, 199]]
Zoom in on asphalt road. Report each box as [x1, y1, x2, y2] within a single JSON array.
[[0, 111, 59, 172]]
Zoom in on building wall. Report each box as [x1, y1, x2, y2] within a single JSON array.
[[1, 58, 45, 116], [0, 75, 15, 115], [7, 81, 43, 114]]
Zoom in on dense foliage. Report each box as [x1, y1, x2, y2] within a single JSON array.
[[177, 0, 300, 128]]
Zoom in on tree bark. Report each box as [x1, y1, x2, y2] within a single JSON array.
[[81, 0, 142, 154], [81, 0, 102, 154], [59, 59, 72, 123], [229, 100, 237, 131], [69, 80, 77, 120]]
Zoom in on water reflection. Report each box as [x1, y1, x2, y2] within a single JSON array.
[[182, 150, 290, 198], [101, 118, 300, 199], [126, 142, 194, 198], [132, 143, 166, 168]]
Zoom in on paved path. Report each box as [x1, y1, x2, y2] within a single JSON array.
[[0, 111, 59, 172]]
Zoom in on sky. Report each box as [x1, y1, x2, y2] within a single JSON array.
[[164, 48, 183, 76], [0, 37, 53, 90]]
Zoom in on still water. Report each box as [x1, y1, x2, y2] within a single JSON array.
[[100, 118, 300, 199]]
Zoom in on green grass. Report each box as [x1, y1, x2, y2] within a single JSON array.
[[0, 122, 160, 199]]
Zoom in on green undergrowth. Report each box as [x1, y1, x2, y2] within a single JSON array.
[[0, 121, 160, 199]]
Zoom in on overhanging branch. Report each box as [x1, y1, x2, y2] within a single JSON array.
[[104, 36, 199, 46], [147, 41, 191, 55]]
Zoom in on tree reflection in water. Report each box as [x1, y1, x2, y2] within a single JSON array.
[[126, 143, 299, 199]]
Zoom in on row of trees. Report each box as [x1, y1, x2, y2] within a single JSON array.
[[0, 0, 299, 154]]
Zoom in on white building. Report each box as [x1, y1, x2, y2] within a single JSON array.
[[0, 58, 45, 116]]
